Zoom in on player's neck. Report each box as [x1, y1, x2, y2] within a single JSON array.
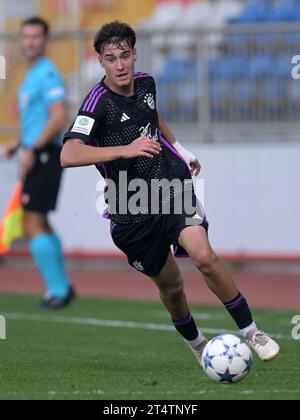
[[104, 77, 134, 97]]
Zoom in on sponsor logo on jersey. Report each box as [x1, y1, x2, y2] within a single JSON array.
[[121, 113, 131, 122], [139, 123, 159, 142]]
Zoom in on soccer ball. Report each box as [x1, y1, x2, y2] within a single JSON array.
[[201, 334, 253, 384]]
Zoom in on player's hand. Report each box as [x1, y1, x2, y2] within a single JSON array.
[[20, 149, 36, 180], [124, 136, 162, 159], [190, 159, 202, 176], [4, 142, 19, 160]]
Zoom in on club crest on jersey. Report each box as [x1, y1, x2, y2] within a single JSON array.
[[144, 93, 155, 110]]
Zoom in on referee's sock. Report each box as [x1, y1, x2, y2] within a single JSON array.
[[29, 233, 71, 298]]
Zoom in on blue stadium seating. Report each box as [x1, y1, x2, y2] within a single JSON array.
[[157, 1, 300, 122], [268, 0, 299, 22], [209, 55, 246, 80], [157, 57, 198, 83], [246, 54, 274, 80], [270, 53, 294, 79], [228, 0, 269, 24], [210, 82, 228, 119]]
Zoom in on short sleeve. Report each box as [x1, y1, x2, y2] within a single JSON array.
[[43, 68, 67, 106], [63, 87, 106, 145]]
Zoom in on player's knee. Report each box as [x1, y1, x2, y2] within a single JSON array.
[[23, 218, 35, 240], [23, 214, 46, 240], [192, 251, 218, 275], [159, 277, 184, 301]]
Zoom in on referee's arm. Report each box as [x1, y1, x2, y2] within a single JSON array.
[[33, 101, 68, 152]]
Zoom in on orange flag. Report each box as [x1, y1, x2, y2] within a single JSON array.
[[0, 181, 24, 255]]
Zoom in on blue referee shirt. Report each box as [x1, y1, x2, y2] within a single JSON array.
[[18, 57, 67, 148]]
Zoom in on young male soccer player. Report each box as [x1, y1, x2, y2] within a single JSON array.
[[61, 21, 280, 364], [4, 17, 75, 309]]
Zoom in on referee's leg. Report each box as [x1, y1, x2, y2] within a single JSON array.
[[24, 210, 74, 306]]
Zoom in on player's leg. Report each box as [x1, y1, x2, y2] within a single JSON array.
[[151, 252, 208, 362], [178, 225, 280, 361]]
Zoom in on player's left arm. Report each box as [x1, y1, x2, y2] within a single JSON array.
[[158, 114, 201, 176]]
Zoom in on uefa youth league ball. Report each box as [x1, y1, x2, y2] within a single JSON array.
[[201, 334, 253, 384]]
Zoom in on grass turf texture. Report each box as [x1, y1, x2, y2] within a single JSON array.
[[0, 294, 299, 400]]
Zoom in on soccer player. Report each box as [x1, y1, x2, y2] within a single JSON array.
[[61, 21, 280, 363], [4, 17, 75, 309]]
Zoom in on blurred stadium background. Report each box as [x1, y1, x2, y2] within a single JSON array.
[[0, 0, 300, 307]]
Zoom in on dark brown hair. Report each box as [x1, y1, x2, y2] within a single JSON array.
[[21, 16, 50, 37], [94, 21, 136, 54]]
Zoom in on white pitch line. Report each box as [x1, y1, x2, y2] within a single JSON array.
[[4, 313, 295, 341], [1, 389, 300, 398]]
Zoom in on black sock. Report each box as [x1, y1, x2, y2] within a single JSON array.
[[224, 292, 253, 330], [172, 313, 199, 341]]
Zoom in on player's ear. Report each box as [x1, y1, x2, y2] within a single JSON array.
[[98, 54, 104, 68], [133, 48, 137, 62]]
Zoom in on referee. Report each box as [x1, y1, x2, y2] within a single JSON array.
[[5, 17, 75, 309]]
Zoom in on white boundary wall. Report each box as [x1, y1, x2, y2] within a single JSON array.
[[1, 142, 299, 255]]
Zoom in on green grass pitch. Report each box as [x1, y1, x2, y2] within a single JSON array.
[[0, 294, 299, 400]]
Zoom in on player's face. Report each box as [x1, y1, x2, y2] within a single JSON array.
[[21, 25, 47, 62], [99, 42, 137, 89]]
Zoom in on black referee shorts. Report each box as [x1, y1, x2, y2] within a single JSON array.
[[23, 144, 63, 215], [111, 212, 209, 278]]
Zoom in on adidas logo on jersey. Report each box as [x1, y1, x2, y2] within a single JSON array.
[[121, 113, 131, 122]]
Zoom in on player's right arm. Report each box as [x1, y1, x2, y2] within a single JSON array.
[[61, 87, 161, 168], [61, 136, 162, 168]]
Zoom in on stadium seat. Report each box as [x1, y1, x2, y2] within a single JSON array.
[[254, 32, 277, 52], [228, 0, 269, 24], [258, 80, 285, 118], [286, 80, 300, 118], [158, 56, 199, 82], [209, 54, 246, 81], [232, 80, 257, 118], [224, 32, 248, 52], [247, 54, 274, 81], [210, 0, 244, 28], [210, 81, 229, 119], [271, 53, 294, 80], [283, 32, 300, 54], [268, 0, 298, 22]]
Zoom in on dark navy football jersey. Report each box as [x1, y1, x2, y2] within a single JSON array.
[[64, 72, 194, 224]]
